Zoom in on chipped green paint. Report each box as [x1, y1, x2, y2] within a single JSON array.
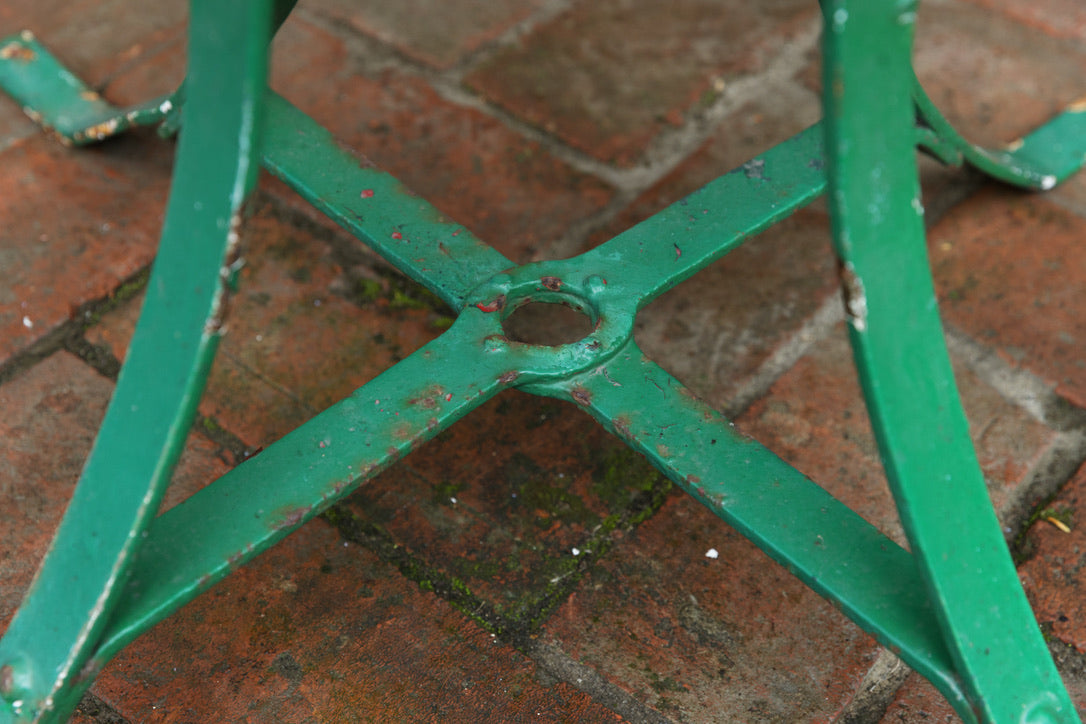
[[2, 0, 1085, 722]]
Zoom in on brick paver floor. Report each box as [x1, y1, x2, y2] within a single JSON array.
[[2, 1, 1084, 722]]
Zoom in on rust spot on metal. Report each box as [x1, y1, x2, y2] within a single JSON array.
[[427, 417, 439, 432], [386, 446, 398, 457], [570, 385, 591, 406], [0, 41, 35, 62], [79, 118, 121, 142], [498, 370, 519, 385], [272, 506, 309, 531], [476, 294, 507, 313], [540, 276, 561, 291], [0, 664, 13, 695], [673, 243, 682, 259], [656, 444, 670, 457], [613, 416, 633, 441], [686, 474, 701, 485], [407, 384, 445, 410], [206, 211, 245, 336], [837, 259, 868, 332], [76, 657, 103, 685]]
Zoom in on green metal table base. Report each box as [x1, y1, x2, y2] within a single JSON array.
[[1, 1, 1084, 722]]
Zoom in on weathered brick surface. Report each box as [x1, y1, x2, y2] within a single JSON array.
[[1020, 463, 1086, 655], [271, 15, 615, 264], [738, 325, 1062, 544], [466, 0, 819, 167], [930, 190, 1086, 408], [961, 0, 1086, 44], [0, 0, 185, 142], [0, 134, 171, 360], [306, 0, 546, 70], [91, 521, 622, 723], [0, 351, 230, 630], [542, 492, 879, 722], [915, 2, 1086, 149]]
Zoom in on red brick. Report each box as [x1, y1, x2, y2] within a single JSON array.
[[881, 675, 961, 723], [0, 351, 230, 630], [583, 90, 823, 247], [543, 493, 879, 721], [305, 0, 546, 70], [795, 3, 1086, 151], [271, 16, 614, 263], [0, 132, 172, 362], [635, 209, 837, 411], [0, 0, 185, 85], [343, 390, 666, 618], [883, 665, 1086, 723], [0, 1, 185, 142], [930, 190, 1086, 408], [90, 520, 623, 723], [1020, 462, 1086, 654], [912, 3, 1086, 148], [86, 199, 445, 448], [960, 0, 1086, 44], [1049, 165, 1086, 219], [465, 0, 819, 166], [738, 325, 1059, 544]]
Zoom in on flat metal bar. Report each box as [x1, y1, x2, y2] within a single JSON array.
[[0, 32, 178, 145], [521, 345, 971, 709], [0, 2, 300, 146], [261, 92, 514, 311], [87, 311, 519, 664], [821, 2, 1079, 722], [0, 3, 273, 722], [573, 123, 826, 309], [914, 78, 1086, 191]]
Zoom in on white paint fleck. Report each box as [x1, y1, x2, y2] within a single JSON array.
[[22, 316, 32, 328], [705, 548, 719, 559], [1041, 175, 1057, 191], [571, 547, 581, 556]]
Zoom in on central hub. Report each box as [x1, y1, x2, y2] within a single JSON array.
[[502, 298, 596, 347], [464, 265, 631, 381]]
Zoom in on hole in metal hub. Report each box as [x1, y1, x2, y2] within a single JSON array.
[[502, 301, 595, 347]]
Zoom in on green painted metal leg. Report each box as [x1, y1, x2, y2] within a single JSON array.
[[0, 1, 273, 721], [822, 2, 1079, 721]]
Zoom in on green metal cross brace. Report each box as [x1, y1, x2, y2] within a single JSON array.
[[0, 0, 1085, 722]]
